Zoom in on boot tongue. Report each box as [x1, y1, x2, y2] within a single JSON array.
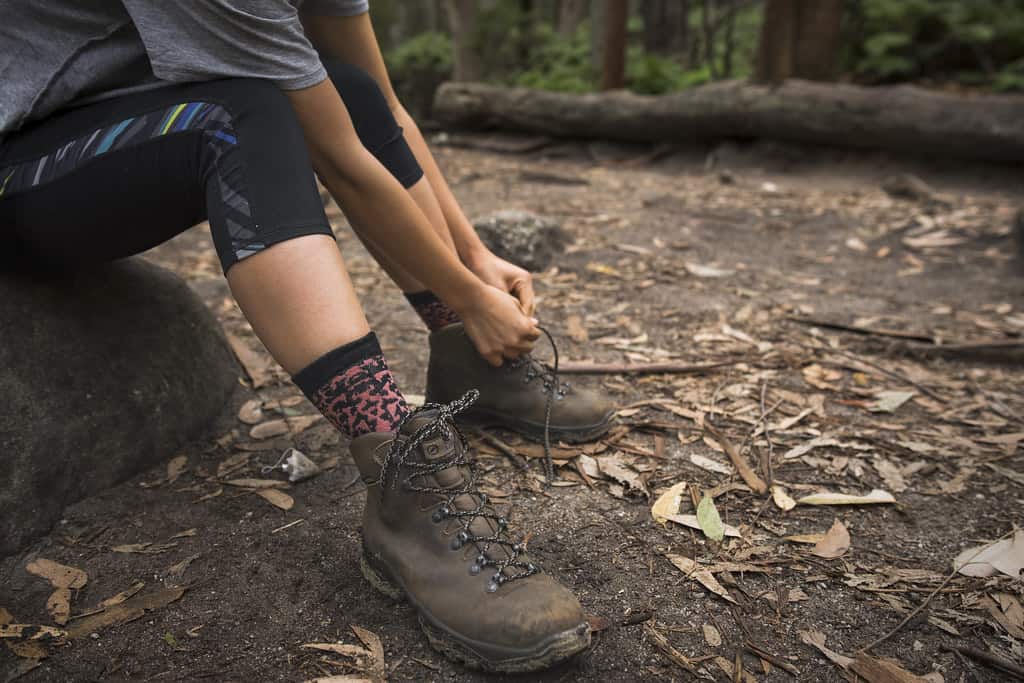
[[400, 410, 515, 564], [399, 409, 464, 488]]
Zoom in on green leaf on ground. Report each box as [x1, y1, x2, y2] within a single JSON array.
[[696, 495, 724, 542]]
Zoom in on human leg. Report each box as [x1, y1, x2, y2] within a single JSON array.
[[0, 78, 407, 437], [322, 60, 613, 442], [1, 76, 590, 670]]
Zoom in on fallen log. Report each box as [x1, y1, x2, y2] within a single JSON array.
[[434, 79, 1024, 163]]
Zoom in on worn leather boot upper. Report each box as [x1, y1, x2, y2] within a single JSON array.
[[425, 323, 613, 443], [349, 392, 591, 671]]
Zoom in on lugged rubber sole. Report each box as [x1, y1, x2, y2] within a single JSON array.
[[359, 552, 591, 673], [453, 406, 614, 445]]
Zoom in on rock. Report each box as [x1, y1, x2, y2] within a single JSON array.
[[472, 210, 570, 272], [1015, 209, 1024, 274], [881, 173, 952, 207], [0, 259, 240, 556]]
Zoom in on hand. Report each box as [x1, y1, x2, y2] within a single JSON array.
[[464, 249, 535, 317], [458, 284, 540, 367]]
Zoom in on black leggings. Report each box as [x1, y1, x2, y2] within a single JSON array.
[[0, 60, 423, 272]]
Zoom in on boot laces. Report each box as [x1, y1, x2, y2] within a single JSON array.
[[507, 326, 565, 485], [378, 390, 540, 592]]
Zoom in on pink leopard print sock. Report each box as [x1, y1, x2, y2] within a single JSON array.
[[405, 290, 461, 331], [292, 333, 410, 437]]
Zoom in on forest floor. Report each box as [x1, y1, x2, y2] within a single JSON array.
[[2, 136, 1023, 683]]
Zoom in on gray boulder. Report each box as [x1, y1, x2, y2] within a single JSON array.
[[472, 210, 570, 272], [0, 259, 239, 556]]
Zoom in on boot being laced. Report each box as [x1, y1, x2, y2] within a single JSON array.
[[378, 389, 539, 592]]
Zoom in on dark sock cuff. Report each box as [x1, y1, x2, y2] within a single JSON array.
[[292, 331, 381, 396], [403, 290, 440, 307]]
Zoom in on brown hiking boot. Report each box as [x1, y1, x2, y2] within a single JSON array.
[[349, 391, 592, 673], [425, 323, 614, 444]]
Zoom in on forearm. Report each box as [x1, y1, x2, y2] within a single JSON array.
[[393, 105, 489, 264], [321, 151, 480, 310]]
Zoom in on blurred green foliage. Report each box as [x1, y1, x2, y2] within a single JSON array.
[[848, 0, 1024, 91], [381, 0, 1024, 103], [386, 32, 453, 116]]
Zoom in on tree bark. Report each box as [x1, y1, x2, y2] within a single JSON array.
[[700, 0, 716, 78], [590, 0, 607, 73], [642, 0, 689, 56], [557, 0, 588, 36], [446, 0, 481, 82], [756, 0, 845, 83], [600, 0, 629, 90], [434, 80, 1024, 163]]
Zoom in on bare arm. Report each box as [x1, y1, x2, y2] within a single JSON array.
[[285, 81, 537, 363], [301, 11, 536, 315]]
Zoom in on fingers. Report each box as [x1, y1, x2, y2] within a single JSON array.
[[483, 350, 504, 367], [512, 276, 536, 318]]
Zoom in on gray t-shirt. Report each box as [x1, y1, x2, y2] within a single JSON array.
[[0, 0, 370, 138]]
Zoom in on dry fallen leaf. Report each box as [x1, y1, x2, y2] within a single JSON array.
[[800, 630, 853, 668], [25, 559, 87, 626], [870, 390, 916, 413], [25, 559, 87, 590], [66, 586, 185, 639], [685, 262, 733, 278], [0, 608, 48, 661], [771, 485, 797, 511], [237, 399, 264, 425], [798, 489, 896, 506], [567, 314, 589, 342], [166, 455, 188, 483], [225, 331, 273, 388], [702, 623, 722, 647], [689, 453, 733, 475], [665, 555, 735, 603], [255, 489, 295, 511], [597, 456, 650, 498], [224, 478, 289, 489], [812, 519, 851, 559], [650, 481, 687, 525], [249, 415, 321, 440], [662, 514, 742, 538], [302, 624, 386, 683], [954, 530, 1024, 578]]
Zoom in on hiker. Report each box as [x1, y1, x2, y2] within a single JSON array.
[[0, 0, 613, 672]]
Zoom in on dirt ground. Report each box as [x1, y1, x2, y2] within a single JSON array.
[[2, 136, 1023, 682]]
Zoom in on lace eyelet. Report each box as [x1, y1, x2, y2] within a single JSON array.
[[431, 506, 448, 523]]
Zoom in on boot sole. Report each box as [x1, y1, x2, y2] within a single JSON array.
[[454, 407, 614, 445], [359, 552, 591, 673]]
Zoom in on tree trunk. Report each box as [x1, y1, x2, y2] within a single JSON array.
[[756, 0, 845, 83], [590, 0, 607, 73], [557, 0, 588, 36], [434, 80, 1024, 163], [446, 0, 481, 82], [600, 0, 629, 90], [700, 0, 717, 78], [722, 0, 738, 77], [642, 0, 689, 55]]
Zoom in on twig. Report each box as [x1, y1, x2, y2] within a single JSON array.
[[805, 342, 946, 402], [271, 518, 305, 534], [703, 423, 767, 495], [941, 645, 1024, 679], [554, 359, 744, 375], [473, 430, 529, 470], [857, 529, 1015, 653], [645, 624, 698, 674], [786, 316, 935, 343]]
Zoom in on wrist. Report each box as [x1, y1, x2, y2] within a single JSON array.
[[436, 268, 484, 315], [460, 241, 492, 271]]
